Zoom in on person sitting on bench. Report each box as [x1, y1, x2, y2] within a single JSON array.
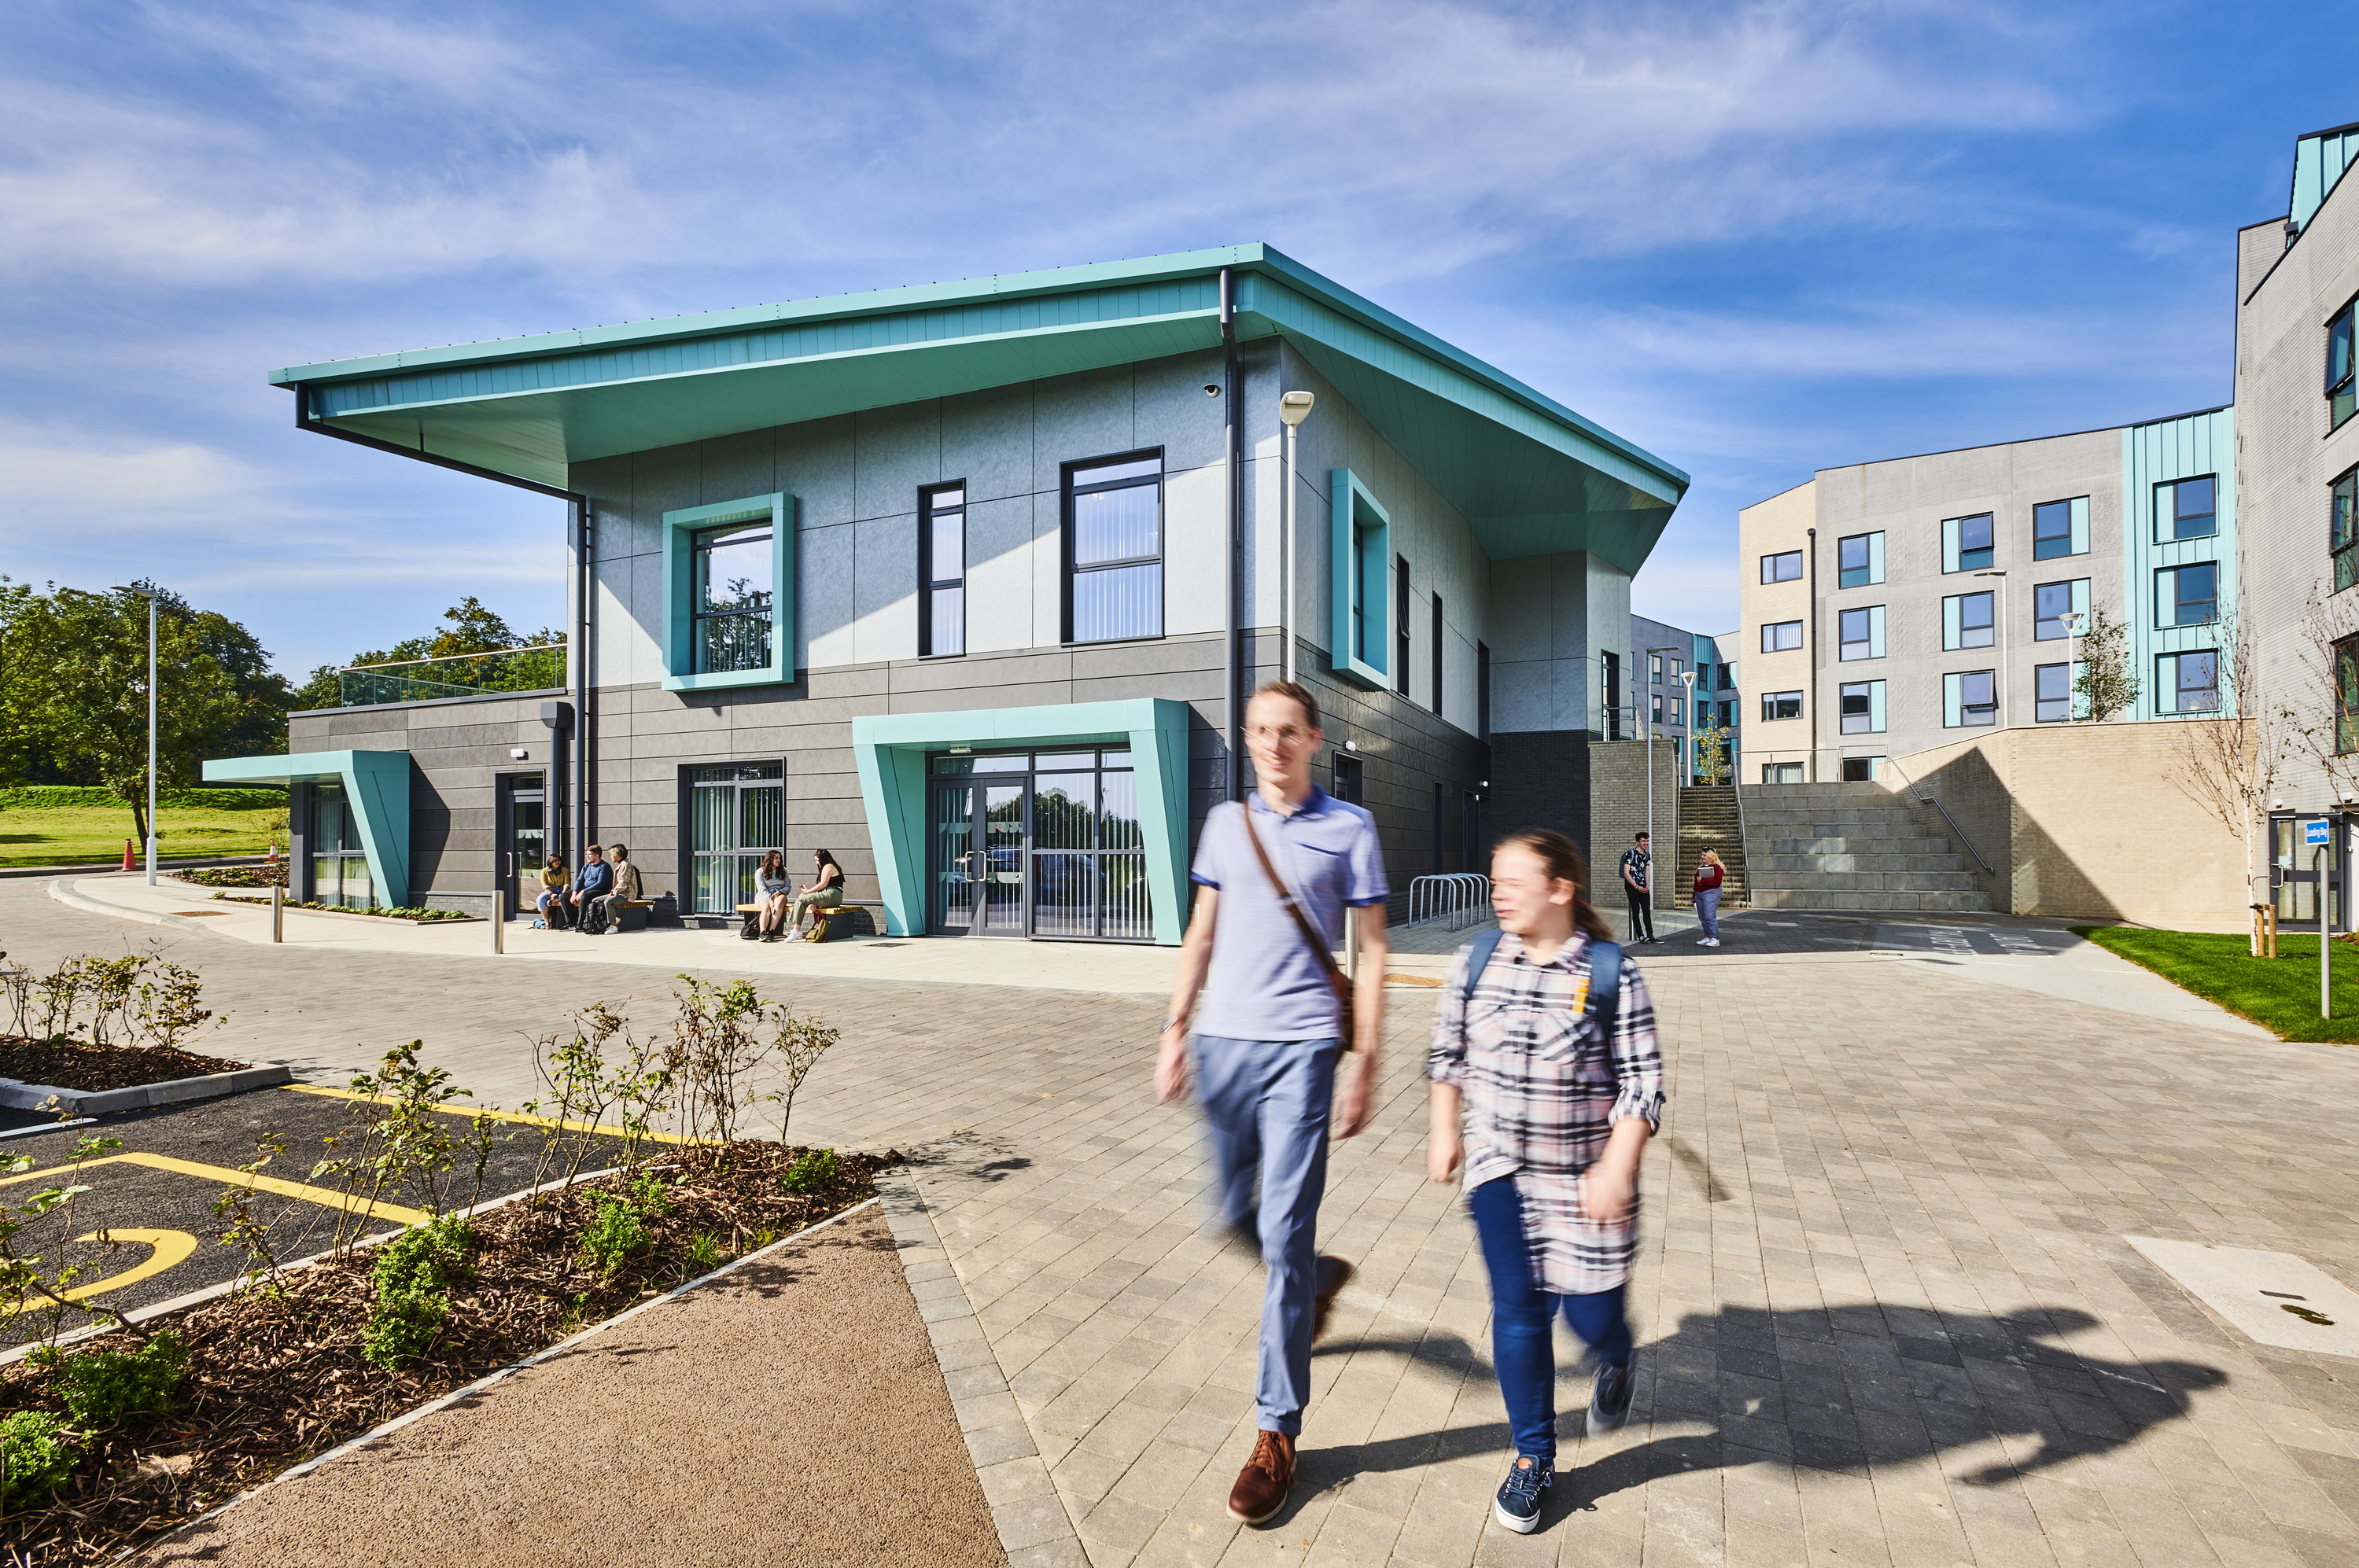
[[754, 849, 794, 942], [588, 843, 643, 935], [780, 848, 844, 942], [536, 854, 573, 929], [568, 844, 610, 932]]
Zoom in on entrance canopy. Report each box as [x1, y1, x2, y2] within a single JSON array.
[[854, 699, 1191, 943], [203, 751, 411, 908], [272, 245, 1688, 575]]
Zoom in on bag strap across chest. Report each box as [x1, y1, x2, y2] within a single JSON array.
[[1240, 803, 1350, 991], [1461, 929, 1622, 1036]]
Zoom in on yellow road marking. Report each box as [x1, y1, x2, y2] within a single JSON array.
[[282, 1084, 702, 1145], [0, 1151, 429, 1227], [2, 1229, 200, 1318]]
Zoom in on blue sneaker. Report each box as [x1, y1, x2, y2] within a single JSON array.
[[1493, 1453, 1552, 1533], [1588, 1361, 1633, 1436]]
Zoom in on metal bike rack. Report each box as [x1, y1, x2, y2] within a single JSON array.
[[1406, 873, 1491, 931]]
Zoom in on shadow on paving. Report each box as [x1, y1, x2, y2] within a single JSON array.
[[1300, 1303, 2224, 1532]]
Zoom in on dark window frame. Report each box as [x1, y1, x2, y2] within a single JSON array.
[[918, 480, 968, 657], [1394, 555, 1411, 698], [2331, 296, 2357, 431], [1957, 590, 1995, 649], [2033, 580, 2077, 642], [2339, 634, 2359, 753], [1060, 449, 1166, 645], [1955, 513, 1995, 572], [2160, 650, 2221, 716], [1430, 591, 1443, 716], [689, 519, 776, 675], [2335, 467, 2359, 594], [1838, 605, 1879, 662], [1838, 679, 1878, 735], [2155, 475, 2218, 543], [1761, 550, 1803, 584], [1761, 690, 1803, 722], [2034, 661, 2072, 723], [1956, 668, 1998, 727], [1761, 620, 1803, 653], [2033, 498, 2078, 561], [2158, 561, 2218, 628], [1476, 641, 1491, 742], [1837, 531, 1878, 589]]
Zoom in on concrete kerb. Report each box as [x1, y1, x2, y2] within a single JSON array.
[[0, 1064, 293, 1116], [116, 1191, 888, 1561], [46, 878, 242, 942], [879, 1161, 1089, 1568]]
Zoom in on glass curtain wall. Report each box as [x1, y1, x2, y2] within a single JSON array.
[[689, 762, 783, 913], [929, 749, 1149, 940]]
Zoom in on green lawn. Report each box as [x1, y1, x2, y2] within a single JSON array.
[[2080, 926, 2359, 1043], [0, 786, 285, 869]]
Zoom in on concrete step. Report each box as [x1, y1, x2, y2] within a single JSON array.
[[1745, 808, 1933, 828], [1767, 836, 1951, 856], [1752, 870, 1982, 893], [1753, 853, 1971, 874], [1750, 888, 1992, 912]]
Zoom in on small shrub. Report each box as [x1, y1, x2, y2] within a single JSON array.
[[781, 1147, 840, 1195], [1, 1409, 74, 1509], [44, 1332, 185, 1430], [687, 1231, 723, 1271], [363, 1215, 472, 1371], [580, 1193, 653, 1276]]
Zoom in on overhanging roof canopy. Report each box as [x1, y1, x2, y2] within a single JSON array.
[[273, 244, 1688, 572]]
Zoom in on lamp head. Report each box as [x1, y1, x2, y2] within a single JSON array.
[[1278, 390, 1315, 427]]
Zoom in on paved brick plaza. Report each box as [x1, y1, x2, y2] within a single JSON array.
[[12, 878, 2359, 1567]]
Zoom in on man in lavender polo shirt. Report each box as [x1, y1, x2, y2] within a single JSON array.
[[1156, 680, 1390, 1526]]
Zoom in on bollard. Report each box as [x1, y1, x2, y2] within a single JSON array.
[[271, 882, 283, 944], [493, 888, 505, 954]]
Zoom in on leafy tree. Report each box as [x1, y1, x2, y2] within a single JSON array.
[[293, 597, 566, 712], [2073, 604, 2142, 723], [0, 580, 291, 842]]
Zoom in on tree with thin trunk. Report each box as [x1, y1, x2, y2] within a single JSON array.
[[2073, 605, 2141, 723], [2168, 608, 2279, 949]]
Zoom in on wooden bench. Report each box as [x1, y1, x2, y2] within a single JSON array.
[[606, 899, 654, 933], [732, 901, 873, 942]]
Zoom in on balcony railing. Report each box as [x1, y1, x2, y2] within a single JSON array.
[[336, 644, 566, 708]]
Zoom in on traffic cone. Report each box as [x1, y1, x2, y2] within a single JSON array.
[[121, 838, 135, 871], [267, 839, 278, 864]]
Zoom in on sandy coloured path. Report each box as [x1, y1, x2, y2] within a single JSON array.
[[139, 1206, 1005, 1567]]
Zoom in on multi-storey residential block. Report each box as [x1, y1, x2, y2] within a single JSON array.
[[1628, 614, 1739, 782], [1738, 408, 2234, 786], [202, 246, 1688, 940]]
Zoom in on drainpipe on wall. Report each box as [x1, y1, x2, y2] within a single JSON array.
[[1805, 526, 1819, 783], [1221, 267, 1242, 801]]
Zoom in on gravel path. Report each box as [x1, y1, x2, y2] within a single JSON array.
[[137, 1206, 1006, 1567]]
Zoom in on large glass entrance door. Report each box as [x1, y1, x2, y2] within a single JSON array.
[[930, 782, 1025, 935], [309, 783, 372, 909], [926, 749, 1150, 940]]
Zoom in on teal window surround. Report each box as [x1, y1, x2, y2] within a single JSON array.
[[662, 493, 795, 693], [853, 698, 1192, 944], [201, 750, 411, 907], [1329, 469, 1391, 690]]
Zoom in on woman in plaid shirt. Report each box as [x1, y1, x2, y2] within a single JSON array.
[[1428, 829, 1664, 1534]]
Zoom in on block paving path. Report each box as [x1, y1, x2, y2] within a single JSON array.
[[13, 879, 2359, 1566]]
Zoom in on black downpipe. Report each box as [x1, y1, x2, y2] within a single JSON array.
[[1805, 526, 1819, 783], [293, 388, 595, 863], [1221, 268, 1241, 801]]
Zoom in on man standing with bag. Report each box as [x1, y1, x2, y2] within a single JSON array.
[[1619, 832, 1657, 944], [1155, 680, 1389, 1526]]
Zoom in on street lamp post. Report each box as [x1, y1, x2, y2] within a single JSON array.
[[2060, 609, 2088, 723], [111, 584, 159, 884], [1277, 391, 1316, 684], [1644, 646, 1679, 892], [1679, 668, 1698, 782]]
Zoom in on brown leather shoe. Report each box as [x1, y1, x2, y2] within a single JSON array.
[[1226, 1429, 1296, 1525], [1312, 1254, 1355, 1344]]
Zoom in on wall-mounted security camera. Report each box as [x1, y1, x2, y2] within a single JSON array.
[[511, 748, 529, 760], [1203, 383, 1221, 396]]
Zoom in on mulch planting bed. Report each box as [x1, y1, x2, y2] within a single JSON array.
[[170, 867, 286, 891], [0, 1143, 883, 1565], [0, 1037, 252, 1094]]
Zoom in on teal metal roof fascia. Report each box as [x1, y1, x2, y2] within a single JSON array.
[[274, 242, 1686, 501]]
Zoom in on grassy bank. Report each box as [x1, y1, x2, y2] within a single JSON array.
[[0, 786, 285, 869], [2079, 926, 2359, 1043]]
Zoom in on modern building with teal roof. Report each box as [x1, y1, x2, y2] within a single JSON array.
[[212, 244, 1687, 941]]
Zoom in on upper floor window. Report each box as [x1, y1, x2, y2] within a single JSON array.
[[2034, 662, 2074, 723], [692, 521, 774, 674], [2157, 475, 2217, 543], [2338, 635, 2359, 753], [1064, 454, 1163, 642], [1837, 532, 1883, 589], [1944, 591, 1994, 650], [1839, 679, 1884, 735], [2158, 650, 2220, 716], [1761, 690, 1802, 721], [1716, 662, 1733, 691], [1945, 513, 1994, 573], [1649, 652, 1664, 683], [2033, 497, 2087, 561], [1477, 642, 1491, 742], [1760, 550, 1803, 583], [1668, 697, 1684, 725], [2033, 580, 2087, 642], [1760, 620, 1802, 653], [1430, 592, 1443, 716], [1945, 670, 1997, 727], [1839, 605, 1884, 661], [1651, 693, 1664, 724], [1394, 556, 1411, 697], [2331, 299, 2357, 430], [920, 484, 966, 657], [2159, 562, 2217, 628], [2335, 468, 2359, 593]]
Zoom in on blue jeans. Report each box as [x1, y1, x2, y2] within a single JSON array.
[[1697, 888, 1720, 939], [1193, 1034, 1343, 1436], [1470, 1176, 1631, 1462]]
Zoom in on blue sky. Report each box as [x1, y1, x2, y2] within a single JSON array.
[[0, 0, 2345, 679]]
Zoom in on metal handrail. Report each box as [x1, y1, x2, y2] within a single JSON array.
[[1407, 874, 1491, 930], [1880, 756, 1996, 876], [343, 642, 565, 672]]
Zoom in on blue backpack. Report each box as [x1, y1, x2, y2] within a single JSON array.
[[1460, 929, 1623, 1037]]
